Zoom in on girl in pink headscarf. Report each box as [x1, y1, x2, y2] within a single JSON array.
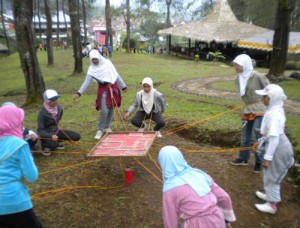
[[0, 105, 42, 227]]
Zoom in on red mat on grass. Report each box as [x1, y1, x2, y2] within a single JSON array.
[[87, 132, 157, 157]]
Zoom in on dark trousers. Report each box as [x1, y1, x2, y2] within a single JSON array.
[[239, 116, 263, 164], [41, 129, 80, 150], [0, 208, 43, 228], [131, 111, 165, 131]]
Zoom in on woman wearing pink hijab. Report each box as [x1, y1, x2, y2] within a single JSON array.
[[0, 105, 42, 227]]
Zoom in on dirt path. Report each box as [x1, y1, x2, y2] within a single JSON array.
[[172, 75, 300, 115]]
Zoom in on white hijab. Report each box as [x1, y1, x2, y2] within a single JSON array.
[[87, 49, 118, 84], [256, 84, 287, 137], [233, 54, 253, 96], [141, 77, 156, 115]]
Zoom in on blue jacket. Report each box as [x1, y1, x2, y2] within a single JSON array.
[[0, 136, 38, 215]]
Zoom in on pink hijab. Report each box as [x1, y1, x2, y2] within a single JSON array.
[[0, 105, 24, 139]]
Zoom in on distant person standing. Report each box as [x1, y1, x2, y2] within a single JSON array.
[[108, 44, 113, 58], [230, 54, 269, 173]]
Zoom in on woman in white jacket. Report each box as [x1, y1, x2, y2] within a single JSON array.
[[254, 84, 294, 214]]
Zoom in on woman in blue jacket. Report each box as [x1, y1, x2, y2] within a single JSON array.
[[0, 105, 42, 227]]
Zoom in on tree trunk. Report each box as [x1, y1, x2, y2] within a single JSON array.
[[105, 0, 113, 46], [165, 0, 172, 27], [56, 0, 60, 48], [37, 0, 42, 40], [68, 0, 83, 73], [44, 0, 54, 65], [12, 0, 45, 104], [62, 0, 70, 46], [82, 0, 87, 46], [126, 0, 130, 53], [268, 0, 296, 80], [1, 0, 10, 55]]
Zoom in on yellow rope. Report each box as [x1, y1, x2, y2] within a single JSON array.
[[32, 184, 125, 200], [39, 159, 103, 175], [147, 152, 162, 173], [133, 158, 163, 184], [164, 105, 243, 136], [181, 146, 253, 153]]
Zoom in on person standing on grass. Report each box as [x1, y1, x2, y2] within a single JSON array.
[[158, 146, 236, 228], [124, 77, 166, 138], [38, 89, 81, 156], [73, 49, 127, 140], [230, 54, 269, 173], [253, 84, 294, 214], [0, 105, 43, 228]]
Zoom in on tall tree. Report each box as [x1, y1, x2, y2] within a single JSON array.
[[125, 0, 130, 52], [268, 0, 296, 80], [12, 0, 45, 103], [62, 0, 70, 46], [105, 0, 113, 46], [1, 0, 10, 55], [82, 0, 87, 46], [44, 0, 54, 65], [68, 0, 83, 73], [56, 0, 60, 47], [37, 0, 42, 40], [165, 0, 171, 26]]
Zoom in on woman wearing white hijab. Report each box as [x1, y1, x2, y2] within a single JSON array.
[[73, 49, 127, 139], [125, 77, 166, 137], [158, 146, 236, 227], [254, 84, 294, 214], [230, 54, 269, 173]]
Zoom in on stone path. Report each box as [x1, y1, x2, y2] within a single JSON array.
[[172, 75, 300, 115]]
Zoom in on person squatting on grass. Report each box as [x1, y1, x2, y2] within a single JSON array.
[[230, 54, 270, 173], [0, 105, 43, 228], [38, 89, 81, 156], [73, 49, 127, 140], [158, 146, 236, 228], [1, 102, 39, 151], [253, 84, 294, 214], [124, 77, 166, 138]]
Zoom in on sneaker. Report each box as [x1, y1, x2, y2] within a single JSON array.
[[57, 143, 65, 150], [104, 128, 113, 133], [252, 163, 262, 173], [255, 191, 267, 201], [42, 148, 52, 156], [94, 130, 103, 140], [156, 131, 162, 138], [230, 158, 248, 166], [255, 202, 277, 214]]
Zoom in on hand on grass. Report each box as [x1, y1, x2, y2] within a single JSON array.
[[72, 94, 80, 101], [124, 112, 130, 120]]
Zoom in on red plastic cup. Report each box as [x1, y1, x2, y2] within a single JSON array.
[[125, 168, 134, 184]]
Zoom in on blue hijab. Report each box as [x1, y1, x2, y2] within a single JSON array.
[[158, 146, 212, 197]]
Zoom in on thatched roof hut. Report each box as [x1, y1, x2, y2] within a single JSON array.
[[158, 0, 270, 43]]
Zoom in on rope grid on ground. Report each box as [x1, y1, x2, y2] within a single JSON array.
[[32, 102, 256, 200]]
